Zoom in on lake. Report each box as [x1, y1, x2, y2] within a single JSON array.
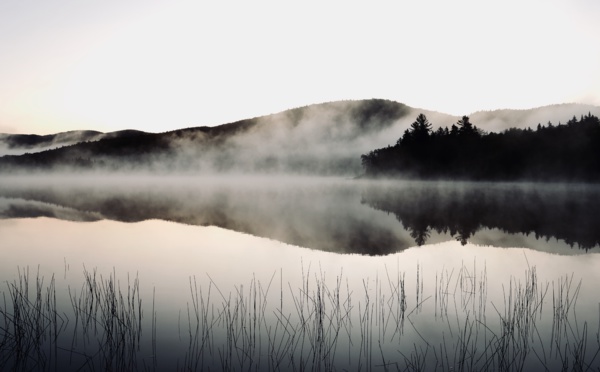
[[1, 175, 600, 371]]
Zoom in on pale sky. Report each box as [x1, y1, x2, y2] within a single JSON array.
[[1, 0, 599, 134]]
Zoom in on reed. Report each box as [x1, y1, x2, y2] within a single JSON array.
[[1, 262, 598, 371]]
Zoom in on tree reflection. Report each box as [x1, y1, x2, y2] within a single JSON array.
[[1, 179, 599, 254], [362, 182, 600, 250]]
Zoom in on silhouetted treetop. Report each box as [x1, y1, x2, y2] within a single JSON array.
[[362, 112, 600, 181]]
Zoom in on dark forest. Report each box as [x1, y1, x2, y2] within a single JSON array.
[[361, 113, 600, 181]]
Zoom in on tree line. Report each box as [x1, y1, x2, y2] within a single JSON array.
[[361, 112, 600, 181]]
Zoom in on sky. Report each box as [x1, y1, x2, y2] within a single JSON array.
[[1, 0, 599, 135]]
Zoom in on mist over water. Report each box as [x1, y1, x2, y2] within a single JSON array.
[[2, 174, 600, 370], [0, 175, 598, 254], [3, 100, 600, 369]]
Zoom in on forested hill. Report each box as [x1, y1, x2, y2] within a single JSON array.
[[2, 99, 600, 175], [361, 112, 600, 181], [0, 99, 414, 174], [0, 130, 148, 156]]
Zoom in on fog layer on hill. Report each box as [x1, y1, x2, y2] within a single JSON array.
[[1, 99, 599, 175]]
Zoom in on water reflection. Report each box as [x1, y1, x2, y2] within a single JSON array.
[[0, 176, 599, 254], [1, 218, 599, 371], [0, 197, 102, 221], [1, 175, 600, 370], [362, 181, 600, 250]]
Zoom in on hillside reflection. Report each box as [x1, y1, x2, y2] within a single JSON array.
[[1, 177, 599, 254], [362, 181, 600, 250]]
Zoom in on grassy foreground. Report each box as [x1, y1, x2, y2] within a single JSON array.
[[1, 263, 599, 371]]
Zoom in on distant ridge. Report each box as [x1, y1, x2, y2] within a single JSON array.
[[0, 129, 148, 156], [0, 99, 414, 174], [1, 99, 599, 175], [469, 103, 600, 133]]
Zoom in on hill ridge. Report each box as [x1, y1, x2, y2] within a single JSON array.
[[2, 99, 600, 175]]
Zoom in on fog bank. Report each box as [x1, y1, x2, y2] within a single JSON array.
[[1, 100, 599, 176]]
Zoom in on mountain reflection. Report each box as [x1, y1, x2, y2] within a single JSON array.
[[362, 181, 600, 250], [0, 177, 599, 254]]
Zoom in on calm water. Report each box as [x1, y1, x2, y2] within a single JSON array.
[[1, 176, 600, 371]]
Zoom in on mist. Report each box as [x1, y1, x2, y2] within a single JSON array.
[[0, 175, 597, 255], [0, 130, 146, 157], [469, 103, 600, 133], [3, 99, 598, 176], [3, 100, 600, 371], [149, 100, 417, 175]]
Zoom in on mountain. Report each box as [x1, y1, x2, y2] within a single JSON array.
[[469, 103, 600, 133], [1, 99, 599, 175], [0, 129, 148, 156], [0, 100, 417, 174]]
